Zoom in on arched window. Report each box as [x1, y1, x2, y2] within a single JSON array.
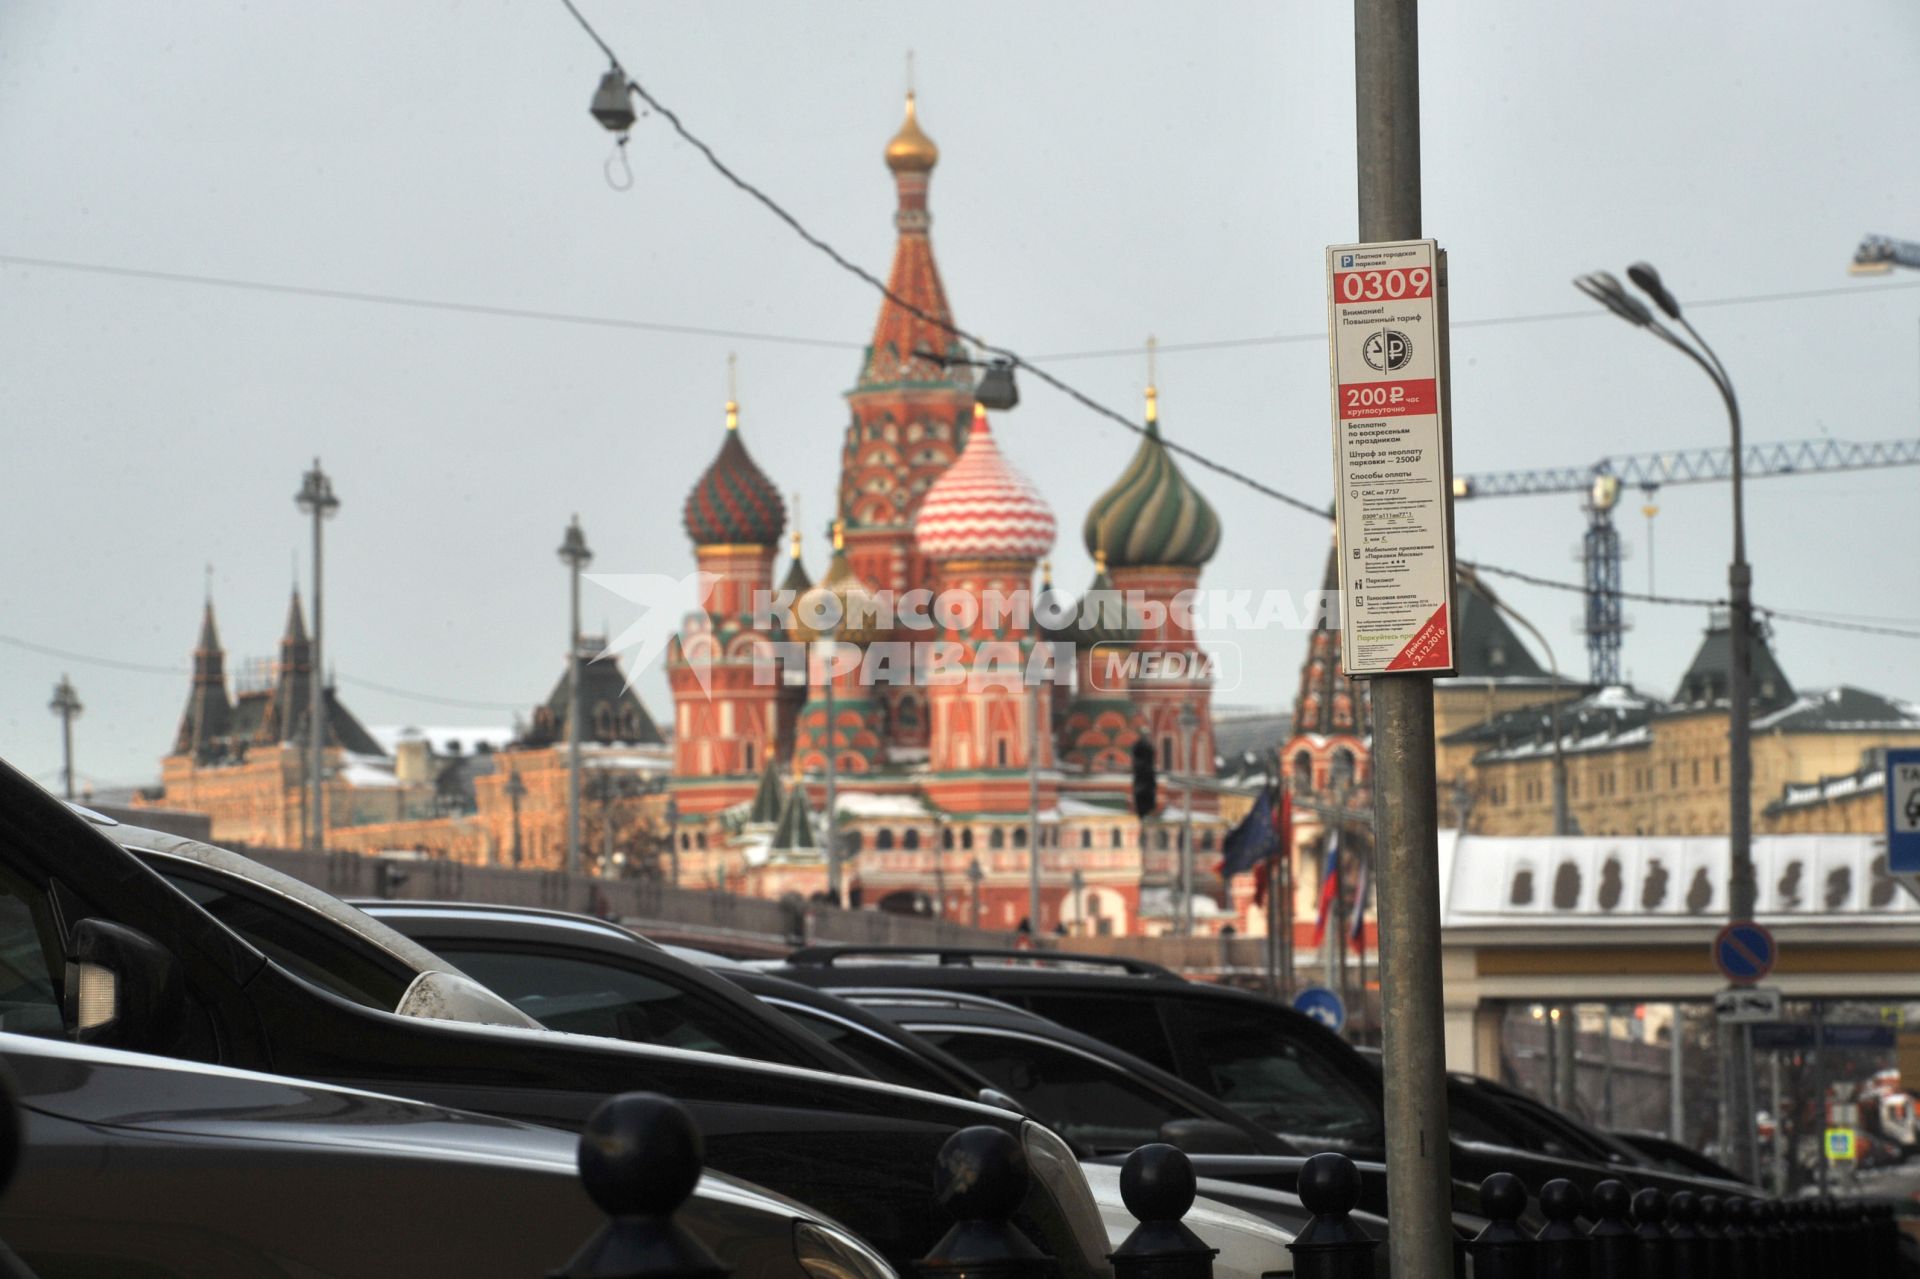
[[1292, 751, 1313, 793], [1155, 829, 1169, 851], [961, 829, 974, 850], [1080, 829, 1091, 849], [695, 832, 708, 850], [846, 831, 864, 854], [996, 740, 1009, 768], [1200, 831, 1215, 852], [942, 828, 955, 850], [743, 741, 756, 772], [903, 829, 920, 850], [1332, 748, 1356, 788], [876, 828, 895, 851], [1110, 828, 1122, 849], [679, 833, 691, 850], [1160, 736, 1174, 770], [990, 828, 1006, 850], [594, 703, 616, 739], [1012, 828, 1027, 848]]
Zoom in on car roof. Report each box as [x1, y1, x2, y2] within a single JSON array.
[[783, 944, 1183, 979], [353, 899, 667, 955]]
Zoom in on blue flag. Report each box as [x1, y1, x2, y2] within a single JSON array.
[[1218, 788, 1278, 879]]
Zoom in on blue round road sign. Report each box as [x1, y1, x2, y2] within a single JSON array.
[[1713, 921, 1776, 986], [1293, 985, 1347, 1033]]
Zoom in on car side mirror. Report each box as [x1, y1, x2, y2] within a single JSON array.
[[976, 1087, 1033, 1118], [1158, 1117, 1259, 1156], [64, 918, 186, 1052]]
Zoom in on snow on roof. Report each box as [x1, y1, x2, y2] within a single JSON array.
[[337, 752, 402, 789], [832, 791, 933, 819]]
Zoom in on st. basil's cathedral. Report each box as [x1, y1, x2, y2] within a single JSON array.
[[661, 92, 1231, 936]]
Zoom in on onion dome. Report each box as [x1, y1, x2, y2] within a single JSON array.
[[794, 522, 886, 645], [885, 91, 939, 173], [779, 529, 813, 595], [1067, 548, 1140, 647], [1082, 385, 1221, 569], [914, 404, 1057, 563], [683, 396, 786, 548]]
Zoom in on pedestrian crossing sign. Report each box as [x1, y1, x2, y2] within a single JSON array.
[[1825, 1127, 1857, 1162]]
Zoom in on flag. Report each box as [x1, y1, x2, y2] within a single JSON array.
[[1309, 827, 1341, 948], [1348, 851, 1370, 954], [1251, 787, 1293, 910], [1217, 789, 1276, 879]]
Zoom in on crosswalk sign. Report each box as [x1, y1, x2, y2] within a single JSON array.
[[1825, 1127, 1857, 1162]]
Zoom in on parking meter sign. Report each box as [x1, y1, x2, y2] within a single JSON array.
[[1887, 748, 1920, 873]]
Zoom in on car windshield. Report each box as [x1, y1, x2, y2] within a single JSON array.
[[1178, 1003, 1385, 1148]]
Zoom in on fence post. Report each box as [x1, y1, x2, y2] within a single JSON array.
[[1468, 1172, 1535, 1279], [1284, 1152, 1379, 1279], [1588, 1179, 1634, 1279], [1694, 1194, 1726, 1279], [1665, 1191, 1702, 1279], [548, 1091, 728, 1278], [1534, 1179, 1588, 1279], [916, 1126, 1054, 1277], [1631, 1187, 1670, 1279], [1105, 1143, 1216, 1279]]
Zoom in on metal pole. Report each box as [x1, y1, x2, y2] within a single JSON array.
[[1770, 1048, 1786, 1196], [49, 676, 81, 801], [1555, 1007, 1578, 1112], [1180, 779, 1194, 937], [568, 554, 584, 877], [1670, 1003, 1686, 1142], [1603, 1004, 1616, 1128], [1720, 351, 1760, 1185], [310, 491, 326, 853], [824, 656, 840, 906], [1028, 679, 1041, 933]]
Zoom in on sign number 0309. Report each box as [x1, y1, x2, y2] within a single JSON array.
[[1336, 268, 1433, 302]]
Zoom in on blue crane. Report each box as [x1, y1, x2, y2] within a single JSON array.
[[1453, 436, 1920, 685]]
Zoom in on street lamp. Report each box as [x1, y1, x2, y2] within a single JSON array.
[[1575, 260, 1757, 1181], [967, 856, 984, 930], [504, 768, 526, 867], [48, 675, 81, 800], [295, 459, 340, 853], [557, 515, 594, 879], [1177, 705, 1198, 936]]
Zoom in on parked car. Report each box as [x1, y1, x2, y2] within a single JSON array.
[[767, 945, 1760, 1207], [1609, 1130, 1752, 1184], [355, 901, 1313, 1276], [0, 1029, 890, 1278], [0, 772, 1110, 1276]]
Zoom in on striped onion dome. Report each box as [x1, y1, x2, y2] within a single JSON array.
[[913, 404, 1056, 563], [683, 400, 786, 547], [1081, 398, 1221, 569]]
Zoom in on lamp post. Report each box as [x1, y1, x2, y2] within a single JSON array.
[[664, 794, 680, 887], [967, 856, 984, 930], [1027, 678, 1042, 934], [295, 459, 339, 853], [48, 675, 81, 800], [557, 516, 593, 879], [1575, 262, 1757, 1181], [505, 768, 526, 867], [1175, 702, 1190, 933], [1070, 867, 1085, 937]]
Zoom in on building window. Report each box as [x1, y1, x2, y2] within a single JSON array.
[[990, 828, 1005, 850], [1012, 828, 1027, 848], [942, 828, 955, 850], [997, 740, 1009, 768], [1155, 829, 1169, 851], [1331, 748, 1356, 789], [1670, 762, 1679, 787], [1080, 829, 1092, 849], [876, 828, 895, 851], [1160, 736, 1174, 770], [1691, 760, 1700, 786], [903, 829, 920, 851], [1713, 757, 1722, 783], [1110, 828, 1122, 849], [961, 829, 974, 851], [1292, 751, 1313, 793], [695, 832, 708, 850], [744, 742, 755, 771]]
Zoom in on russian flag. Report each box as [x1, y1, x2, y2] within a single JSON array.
[[1309, 827, 1341, 947]]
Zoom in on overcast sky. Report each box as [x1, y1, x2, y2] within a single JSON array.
[[4, 1, 1919, 791]]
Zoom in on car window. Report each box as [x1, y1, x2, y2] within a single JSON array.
[[1011, 993, 1177, 1071], [439, 947, 779, 1059], [771, 1004, 960, 1093], [157, 870, 412, 1012], [1170, 1001, 1385, 1148], [0, 869, 63, 1037], [913, 1026, 1184, 1155]]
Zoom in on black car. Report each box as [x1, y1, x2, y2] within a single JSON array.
[[0, 772, 1110, 1276], [0, 1030, 885, 1278], [767, 945, 1760, 1207]]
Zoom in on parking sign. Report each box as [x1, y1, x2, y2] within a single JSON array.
[[1888, 748, 1920, 874]]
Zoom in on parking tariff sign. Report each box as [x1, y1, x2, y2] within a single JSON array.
[[1888, 748, 1920, 873], [1326, 240, 1457, 677]]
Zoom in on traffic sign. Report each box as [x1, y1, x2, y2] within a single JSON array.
[[1821, 1024, 1897, 1050], [1715, 986, 1782, 1023], [1293, 985, 1347, 1033], [1888, 748, 1920, 873], [1325, 240, 1457, 677], [1713, 920, 1776, 986], [1750, 1022, 1817, 1051], [1825, 1127, 1857, 1162]]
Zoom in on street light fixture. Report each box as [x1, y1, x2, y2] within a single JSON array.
[[295, 459, 340, 854], [1177, 704, 1198, 936], [504, 768, 527, 868], [1575, 259, 1757, 1182], [557, 515, 594, 879], [589, 68, 635, 133]]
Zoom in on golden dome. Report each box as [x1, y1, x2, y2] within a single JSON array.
[[885, 92, 939, 173]]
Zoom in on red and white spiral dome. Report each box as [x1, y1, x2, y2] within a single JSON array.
[[913, 404, 1057, 563]]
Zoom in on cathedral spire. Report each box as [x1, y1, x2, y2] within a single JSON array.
[[173, 594, 234, 761]]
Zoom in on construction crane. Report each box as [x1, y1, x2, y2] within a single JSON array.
[[1852, 235, 1920, 275], [1453, 437, 1920, 685]]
